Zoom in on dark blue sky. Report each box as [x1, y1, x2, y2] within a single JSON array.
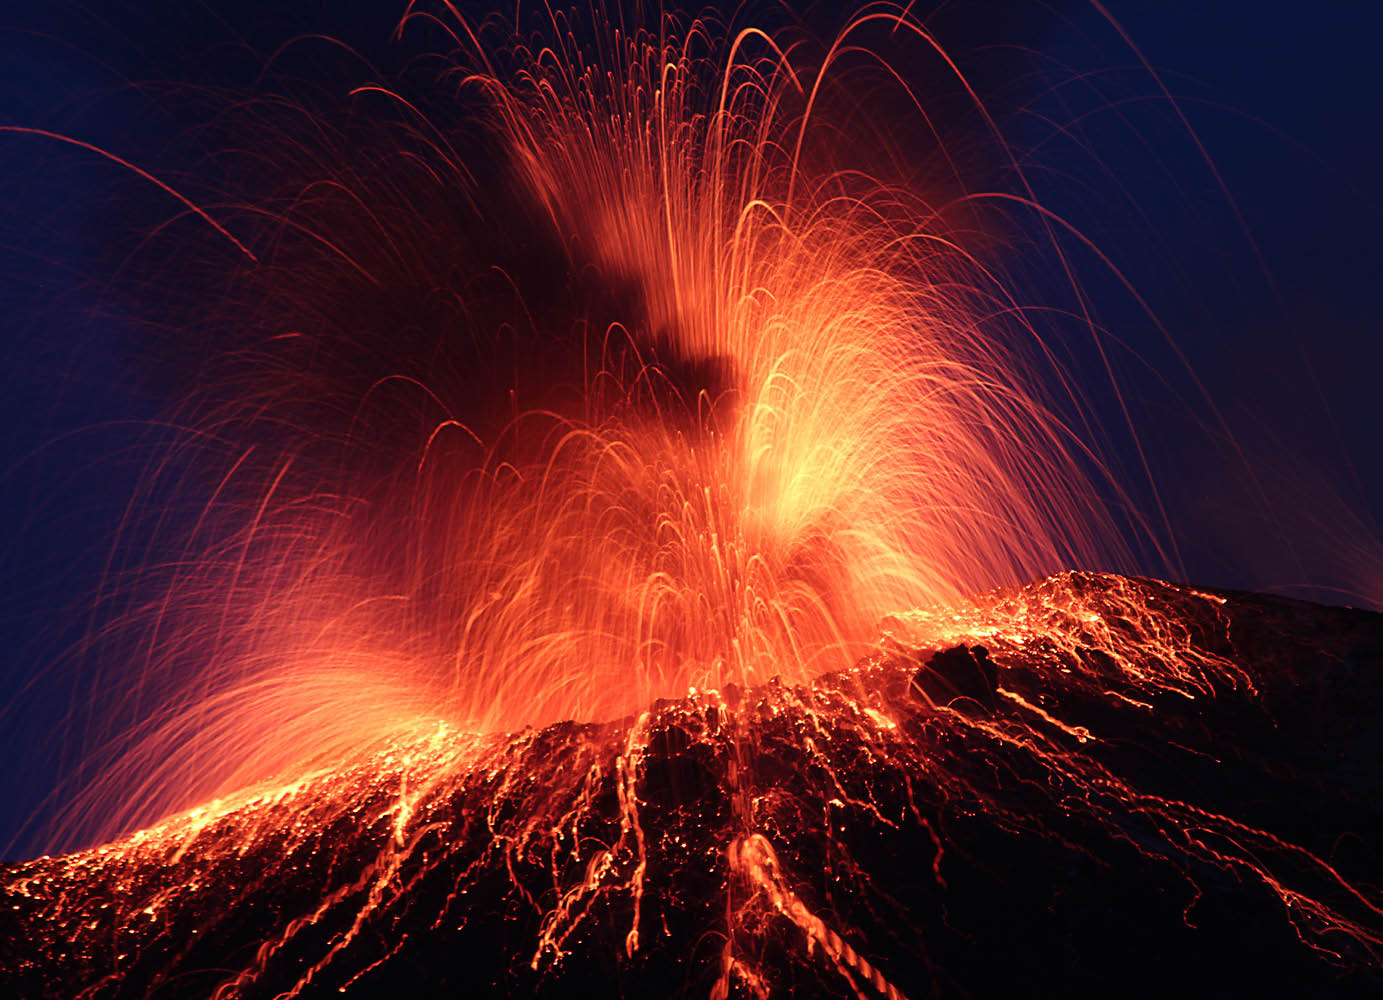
[[0, 0, 1378, 856]]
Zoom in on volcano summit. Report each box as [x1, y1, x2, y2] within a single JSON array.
[[5, 573, 1381, 998]]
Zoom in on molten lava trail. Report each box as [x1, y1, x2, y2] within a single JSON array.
[[5, 574, 1381, 997]]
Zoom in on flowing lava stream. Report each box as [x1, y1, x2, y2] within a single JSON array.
[[2, 3, 1381, 997]]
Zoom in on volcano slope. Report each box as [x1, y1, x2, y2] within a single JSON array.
[[3, 572, 1381, 998]]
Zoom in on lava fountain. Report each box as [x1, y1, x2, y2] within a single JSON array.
[[44, 2, 1147, 846]]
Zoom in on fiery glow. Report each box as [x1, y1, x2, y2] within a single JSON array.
[[7, 4, 1379, 998], [48, 3, 1152, 845]]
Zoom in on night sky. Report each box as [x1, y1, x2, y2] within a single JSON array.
[[0, 0, 1379, 857]]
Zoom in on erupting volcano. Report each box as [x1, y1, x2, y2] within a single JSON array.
[[1, 1, 1379, 997]]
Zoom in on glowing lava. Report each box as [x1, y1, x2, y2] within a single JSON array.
[[5, 4, 1381, 998]]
